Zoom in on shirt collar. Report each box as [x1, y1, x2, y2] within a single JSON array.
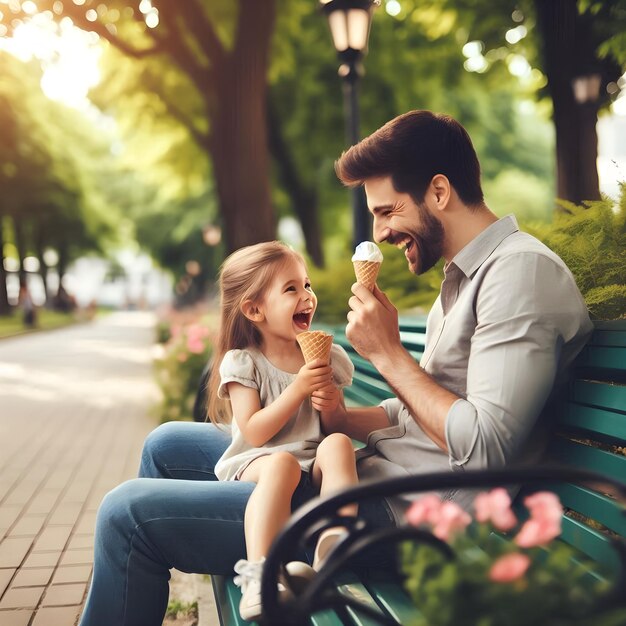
[[449, 214, 519, 278]]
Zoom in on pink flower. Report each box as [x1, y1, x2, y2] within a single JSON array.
[[406, 495, 471, 541], [186, 324, 210, 342], [489, 552, 531, 583], [473, 488, 518, 531], [432, 501, 472, 541], [514, 492, 563, 548], [187, 338, 206, 354], [406, 494, 443, 527]]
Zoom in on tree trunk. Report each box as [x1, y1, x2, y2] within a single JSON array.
[[34, 220, 49, 306], [208, 1, 277, 254], [0, 216, 11, 315], [267, 98, 324, 267], [13, 216, 28, 284], [534, 0, 601, 205]]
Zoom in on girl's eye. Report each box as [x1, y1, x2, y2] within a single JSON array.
[[286, 286, 296, 292], [305, 283, 312, 291]]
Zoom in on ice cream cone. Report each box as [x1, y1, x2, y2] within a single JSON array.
[[296, 330, 333, 365], [353, 260, 381, 291]]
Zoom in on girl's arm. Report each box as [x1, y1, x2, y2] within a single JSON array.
[[228, 360, 332, 447]]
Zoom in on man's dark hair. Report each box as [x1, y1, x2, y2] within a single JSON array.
[[335, 110, 484, 206]]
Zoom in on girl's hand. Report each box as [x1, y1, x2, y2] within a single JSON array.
[[311, 383, 340, 412], [294, 359, 333, 398]]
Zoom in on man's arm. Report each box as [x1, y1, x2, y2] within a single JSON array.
[[347, 283, 457, 452]]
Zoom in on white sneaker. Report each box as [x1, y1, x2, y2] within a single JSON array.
[[233, 558, 294, 622]]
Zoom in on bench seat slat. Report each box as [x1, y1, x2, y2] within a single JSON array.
[[334, 571, 388, 626], [548, 438, 626, 481], [362, 575, 419, 624], [571, 380, 626, 413], [558, 402, 626, 442], [549, 483, 626, 536]]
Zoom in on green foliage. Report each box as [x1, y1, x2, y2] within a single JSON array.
[[165, 600, 198, 620], [527, 185, 626, 319], [483, 168, 555, 222], [154, 323, 212, 423], [310, 245, 442, 323]]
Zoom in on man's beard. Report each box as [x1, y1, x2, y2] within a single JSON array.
[[405, 202, 445, 275]]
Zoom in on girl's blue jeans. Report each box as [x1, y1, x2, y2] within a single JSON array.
[[78, 421, 395, 626]]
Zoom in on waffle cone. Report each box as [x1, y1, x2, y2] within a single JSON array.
[[353, 260, 381, 291], [296, 331, 333, 365]]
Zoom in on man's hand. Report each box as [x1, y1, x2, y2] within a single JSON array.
[[346, 283, 402, 364], [311, 382, 341, 412]]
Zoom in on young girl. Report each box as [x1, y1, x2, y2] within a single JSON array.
[[208, 241, 358, 621]]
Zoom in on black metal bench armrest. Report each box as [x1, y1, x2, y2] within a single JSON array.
[[260, 465, 626, 625]]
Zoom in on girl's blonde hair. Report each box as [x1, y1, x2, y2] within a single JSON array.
[[207, 241, 306, 424]]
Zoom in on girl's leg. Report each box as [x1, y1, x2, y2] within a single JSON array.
[[311, 433, 359, 567], [240, 452, 302, 561], [139, 421, 231, 480], [312, 433, 358, 517]]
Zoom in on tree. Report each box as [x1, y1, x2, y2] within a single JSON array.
[[425, 0, 625, 204]]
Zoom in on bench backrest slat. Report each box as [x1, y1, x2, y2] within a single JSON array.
[[559, 402, 626, 442], [548, 438, 626, 481], [549, 483, 626, 536]]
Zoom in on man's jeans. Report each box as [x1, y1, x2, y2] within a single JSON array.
[[79, 422, 395, 626]]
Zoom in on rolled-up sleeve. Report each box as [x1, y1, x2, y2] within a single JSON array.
[[445, 252, 580, 470]]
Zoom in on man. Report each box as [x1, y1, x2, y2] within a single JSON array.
[[79, 110, 592, 625], [322, 109, 592, 513]]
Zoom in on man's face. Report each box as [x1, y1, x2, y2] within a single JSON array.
[[364, 176, 444, 275]]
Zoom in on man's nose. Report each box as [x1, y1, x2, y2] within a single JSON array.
[[373, 220, 390, 244]]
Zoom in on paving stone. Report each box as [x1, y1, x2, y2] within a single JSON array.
[[51, 565, 92, 585], [0, 609, 33, 626], [12, 567, 54, 588], [8, 515, 47, 538], [31, 605, 82, 626], [65, 535, 94, 551], [0, 586, 45, 609], [0, 538, 33, 568], [59, 549, 93, 566], [22, 551, 61, 568], [33, 526, 73, 552], [0, 568, 16, 596], [41, 582, 87, 607]]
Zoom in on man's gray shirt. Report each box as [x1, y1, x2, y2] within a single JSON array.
[[355, 215, 593, 518]]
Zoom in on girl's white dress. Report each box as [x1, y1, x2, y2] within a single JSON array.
[[214, 345, 354, 481]]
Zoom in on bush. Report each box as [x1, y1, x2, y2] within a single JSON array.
[[527, 183, 626, 320], [154, 323, 212, 422]]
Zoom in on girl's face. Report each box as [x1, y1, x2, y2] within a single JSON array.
[[256, 256, 317, 343]]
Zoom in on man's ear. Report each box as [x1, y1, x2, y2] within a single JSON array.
[[430, 174, 451, 211], [241, 300, 264, 323]]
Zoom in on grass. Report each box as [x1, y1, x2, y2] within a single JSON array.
[[165, 600, 198, 619], [0, 309, 77, 339]]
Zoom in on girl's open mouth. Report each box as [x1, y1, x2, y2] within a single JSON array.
[[293, 311, 312, 330]]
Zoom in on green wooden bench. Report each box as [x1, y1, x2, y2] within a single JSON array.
[[211, 319, 626, 625]]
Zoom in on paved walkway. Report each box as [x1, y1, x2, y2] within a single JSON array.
[[0, 312, 159, 626]]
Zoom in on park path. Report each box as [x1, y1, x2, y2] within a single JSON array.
[[0, 312, 159, 626]]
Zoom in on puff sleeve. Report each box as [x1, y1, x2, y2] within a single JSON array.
[[217, 349, 259, 398], [330, 344, 354, 389]]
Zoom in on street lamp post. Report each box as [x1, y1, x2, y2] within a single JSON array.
[[321, 0, 378, 248]]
